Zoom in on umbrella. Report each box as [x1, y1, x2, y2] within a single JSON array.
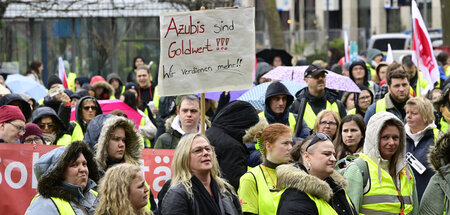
[[237, 81, 306, 111], [5, 74, 47, 101], [71, 99, 143, 129], [196, 90, 248, 102], [262, 66, 361, 93], [256, 49, 293, 66]]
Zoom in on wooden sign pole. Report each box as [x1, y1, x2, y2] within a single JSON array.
[[200, 6, 206, 135]]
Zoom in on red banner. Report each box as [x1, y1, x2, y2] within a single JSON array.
[[0, 143, 174, 215]]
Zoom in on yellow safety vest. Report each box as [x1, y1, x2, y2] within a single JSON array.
[[409, 71, 429, 97], [306, 193, 339, 215], [304, 101, 340, 129], [366, 63, 376, 80], [70, 121, 85, 142], [445, 66, 450, 77], [432, 128, 440, 142], [139, 116, 152, 148], [359, 154, 414, 215], [258, 112, 296, 134], [440, 118, 449, 134], [67, 72, 77, 92], [29, 189, 97, 215], [56, 134, 73, 146], [375, 98, 387, 113], [347, 108, 356, 115]]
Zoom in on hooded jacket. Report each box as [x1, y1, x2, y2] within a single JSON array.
[[206, 100, 259, 190], [290, 87, 347, 120], [419, 132, 450, 214], [94, 116, 142, 174], [92, 80, 115, 100], [263, 82, 294, 124], [26, 141, 99, 215], [349, 61, 379, 94], [344, 112, 418, 214], [366, 49, 383, 69], [73, 96, 103, 134], [106, 73, 124, 99], [254, 62, 273, 85], [32, 106, 68, 145], [276, 163, 357, 215], [0, 93, 32, 121], [84, 114, 113, 152]]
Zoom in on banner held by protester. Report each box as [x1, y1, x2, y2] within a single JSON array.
[[158, 7, 255, 96]]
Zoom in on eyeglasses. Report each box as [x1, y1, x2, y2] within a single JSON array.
[[38, 123, 54, 129], [6, 122, 26, 134], [24, 136, 43, 144], [82, 106, 96, 111], [319, 121, 337, 126], [305, 133, 331, 152], [190, 146, 214, 156]]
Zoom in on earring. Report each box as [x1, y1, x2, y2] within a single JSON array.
[[306, 162, 311, 171]]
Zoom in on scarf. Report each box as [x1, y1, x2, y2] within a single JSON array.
[[191, 175, 223, 215], [405, 123, 436, 147], [43, 132, 57, 145], [263, 106, 289, 125], [441, 106, 450, 123]]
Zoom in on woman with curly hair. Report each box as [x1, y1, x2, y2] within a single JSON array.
[[95, 163, 151, 215], [161, 133, 241, 215]]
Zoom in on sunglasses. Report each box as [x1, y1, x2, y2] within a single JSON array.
[[38, 123, 54, 129], [305, 133, 332, 152], [82, 106, 96, 111]]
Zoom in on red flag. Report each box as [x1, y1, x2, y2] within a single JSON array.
[[58, 57, 69, 89], [411, 0, 439, 92]]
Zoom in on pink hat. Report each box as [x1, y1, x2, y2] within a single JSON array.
[[20, 123, 44, 143], [0, 105, 25, 123]]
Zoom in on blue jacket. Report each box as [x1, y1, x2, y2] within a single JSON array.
[[364, 93, 407, 124]]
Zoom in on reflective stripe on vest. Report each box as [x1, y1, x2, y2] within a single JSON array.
[[56, 134, 73, 146], [71, 121, 84, 142], [67, 72, 77, 92], [258, 112, 296, 134], [359, 153, 414, 215], [347, 108, 356, 115], [433, 128, 440, 142], [248, 165, 281, 215], [441, 118, 449, 133], [375, 98, 387, 113], [306, 193, 338, 215], [30, 190, 97, 215], [304, 101, 340, 129]]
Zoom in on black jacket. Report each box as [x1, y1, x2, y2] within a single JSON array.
[[277, 163, 357, 215], [290, 88, 347, 120], [206, 100, 259, 190], [31, 106, 69, 145]]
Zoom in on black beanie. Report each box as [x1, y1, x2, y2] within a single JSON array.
[[46, 75, 62, 89]]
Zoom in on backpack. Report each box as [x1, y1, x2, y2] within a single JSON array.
[[335, 155, 369, 189]]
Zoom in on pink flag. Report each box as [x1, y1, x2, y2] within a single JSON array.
[[344, 31, 350, 63], [411, 0, 439, 92], [58, 57, 69, 89]]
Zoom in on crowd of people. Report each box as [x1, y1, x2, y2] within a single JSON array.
[[0, 48, 446, 215]]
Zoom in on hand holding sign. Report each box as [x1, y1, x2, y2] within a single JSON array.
[[158, 8, 255, 96]]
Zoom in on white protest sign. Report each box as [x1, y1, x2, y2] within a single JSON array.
[[158, 7, 255, 96]]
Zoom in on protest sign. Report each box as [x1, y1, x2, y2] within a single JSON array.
[[158, 7, 255, 96], [0, 143, 174, 215]]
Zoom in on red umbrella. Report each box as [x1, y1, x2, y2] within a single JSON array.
[[71, 99, 142, 129]]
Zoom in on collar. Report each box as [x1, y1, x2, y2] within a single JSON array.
[[264, 158, 283, 169], [405, 123, 436, 146]]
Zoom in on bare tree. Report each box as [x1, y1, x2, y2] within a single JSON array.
[[262, 0, 285, 49]]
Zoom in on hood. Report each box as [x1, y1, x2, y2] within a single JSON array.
[[70, 89, 90, 99], [75, 96, 103, 132], [428, 132, 450, 175], [95, 116, 142, 172], [364, 112, 407, 175], [92, 81, 115, 100], [84, 114, 113, 152], [106, 73, 124, 86], [34, 141, 99, 202], [254, 62, 273, 85], [264, 81, 294, 110], [277, 163, 347, 202], [211, 100, 259, 142], [349, 60, 369, 86], [31, 106, 65, 130], [242, 119, 268, 143], [0, 93, 32, 120], [366, 48, 383, 62]]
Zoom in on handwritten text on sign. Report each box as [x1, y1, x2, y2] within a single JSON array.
[[158, 8, 255, 96]]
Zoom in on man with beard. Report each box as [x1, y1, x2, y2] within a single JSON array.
[[290, 65, 346, 132], [364, 69, 411, 124]]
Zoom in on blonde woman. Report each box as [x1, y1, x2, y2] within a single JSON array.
[[161, 133, 241, 215], [96, 163, 151, 215], [313, 110, 341, 140]]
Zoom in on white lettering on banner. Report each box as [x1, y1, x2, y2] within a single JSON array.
[[158, 7, 255, 96], [32, 152, 39, 189], [5, 161, 27, 189], [140, 159, 150, 175], [153, 166, 171, 192]]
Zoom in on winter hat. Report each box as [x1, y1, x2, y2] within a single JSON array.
[[0, 105, 25, 123], [75, 76, 91, 87], [46, 75, 62, 90], [90, 75, 106, 85], [124, 82, 138, 91], [20, 123, 44, 143]]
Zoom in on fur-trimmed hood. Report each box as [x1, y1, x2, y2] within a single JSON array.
[[34, 141, 99, 202], [242, 119, 268, 143], [95, 116, 142, 172], [92, 80, 115, 100], [277, 163, 347, 202], [428, 132, 450, 175]]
